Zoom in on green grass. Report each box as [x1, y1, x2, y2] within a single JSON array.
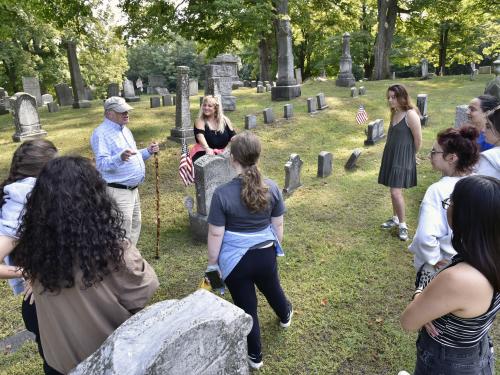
[[1, 73, 499, 374]]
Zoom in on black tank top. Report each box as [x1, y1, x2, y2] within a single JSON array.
[[194, 121, 235, 150]]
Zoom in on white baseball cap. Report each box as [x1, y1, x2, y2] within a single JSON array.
[[104, 96, 133, 113]]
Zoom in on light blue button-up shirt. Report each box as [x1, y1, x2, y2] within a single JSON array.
[[90, 118, 151, 187]]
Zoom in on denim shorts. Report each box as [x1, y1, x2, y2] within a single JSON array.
[[414, 330, 494, 375]]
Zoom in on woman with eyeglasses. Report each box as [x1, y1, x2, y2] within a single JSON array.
[[401, 175, 500, 374], [465, 95, 499, 152], [378, 84, 422, 241], [476, 104, 500, 179], [409, 126, 479, 289], [192, 95, 236, 163]]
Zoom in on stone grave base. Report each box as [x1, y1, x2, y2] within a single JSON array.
[[13, 130, 47, 142], [125, 96, 141, 102], [188, 211, 209, 242], [221, 96, 236, 111], [271, 85, 301, 101], [72, 100, 91, 109], [364, 135, 386, 146], [335, 75, 356, 87]]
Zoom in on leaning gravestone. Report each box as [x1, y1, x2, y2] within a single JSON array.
[[344, 149, 362, 170], [245, 115, 257, 130], [168, 66, 195, 144], [54, 83, 73, 106], [335, 33, 356, 87], [454, 105, 469, 128], [283, 154, 303, 196], [22, 77, 42, 107], [364, 119, 385, 146], [284, 104, 293, 119], [66, 41, 91, 108], [107, 83, 120, 99], [187, 151, 236, 241], [416, 94, 429, 126], [316, 93, 329, 110], [41, 94, 53, 104], [47, 102, 59, 113], [317, 151, 333, 178], [307, 98, 317, 114], [0, 88, 9, 115], [150, 97, 161, 108], [69, 290, 253, 375], [10, 93, 47, 142], [263, 108, 275, 124], [123, 79, 140, 102]]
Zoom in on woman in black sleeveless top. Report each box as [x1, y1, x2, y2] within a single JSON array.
[[192, 96, 235, 162], [400, 175, 500, 374]]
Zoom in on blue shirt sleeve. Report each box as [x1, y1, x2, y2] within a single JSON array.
[[207, 189, 226, 227]]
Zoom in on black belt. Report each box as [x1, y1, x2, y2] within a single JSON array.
[[107, 183, 138, 190]]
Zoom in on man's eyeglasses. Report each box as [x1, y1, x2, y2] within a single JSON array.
[[441, 197, 451, 209]]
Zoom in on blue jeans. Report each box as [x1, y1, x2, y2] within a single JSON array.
[[414, 329, 494, 375]]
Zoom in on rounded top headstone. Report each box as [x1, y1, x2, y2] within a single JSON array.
[[343, 32, 350, 38]]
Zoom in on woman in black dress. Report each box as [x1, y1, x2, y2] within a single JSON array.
[[378, 84, 422, 241]]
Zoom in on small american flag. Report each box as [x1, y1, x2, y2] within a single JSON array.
[[355, 105, 368, 124], [179, 141, 194, 186]]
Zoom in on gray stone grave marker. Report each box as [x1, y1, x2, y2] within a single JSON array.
[[295, 68, 302, 84], [107, 83, 120, 99], [162, 94, 173, 106], [421, 58, 429, 79], [284, 104, 293, 119], [350, 87, 358, 97], [66, 41, 91, 108], [364, 119, 385, 145], [10, 93, 47, 142], [263, 108, 275, 124], [265, 84, 272, 92], [55, 83, 73, 106], [155, 87, 169, 96], [245, 115, 257, 130], [205, 65, 236, 111], [47, 102, 59, 113], [69, 290, 252, 375], [417, 94, 429, 126], [150, 97, 161, 108], [359, 86, 366, 95], [22, 77, 42, 106], [123, 79, 140, 102], [41, 94, 53, 104], [307, 98, 317, 114], [317, 151, 333, 178], [189, 79, 198, 96], [257, 85, 265, 93], [168, 66, 194, 143], [336, 33, 356, 87], [479, 66, 492, 74], [0, 88, 9, 115], [210, 54, 243, 89], [250, 81, 257, 88], [283, 154, 303, 196], [392, 72, 396, 80], [454, 104, 469, 128], [316, 93, 328, 110], [344, 149, 362, 170]]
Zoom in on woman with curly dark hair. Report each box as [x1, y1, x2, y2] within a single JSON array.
[[12, 156, 159, 374], [206, 131, 291, 370]]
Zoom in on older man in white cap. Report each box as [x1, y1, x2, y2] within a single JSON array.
[[90, 96, 159, 245]]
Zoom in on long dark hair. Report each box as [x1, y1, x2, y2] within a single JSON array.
[[387, 84, 417, 122], [12, 156, 126, 292], [230, 131, 269, 212], [0, 139, 57, 206], [477, 95, 500, 113], [450, 176, 500, 292], [436, 126, 479, 174]]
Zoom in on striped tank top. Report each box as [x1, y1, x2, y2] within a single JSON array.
[[431, 256, 500, 348]]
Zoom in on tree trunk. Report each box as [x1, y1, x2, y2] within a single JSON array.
[[371, 0, 398, 80], [258, 36, 272, 81], [438, 24, 449, 76]]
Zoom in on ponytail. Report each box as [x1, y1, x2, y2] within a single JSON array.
[[241, 165, 269, 212]]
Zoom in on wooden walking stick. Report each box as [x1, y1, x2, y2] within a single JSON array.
[[154, 142, 160, 259]]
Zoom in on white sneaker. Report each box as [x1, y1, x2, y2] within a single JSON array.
[[247, 355, 263, 370], [397, 371, 411, 375]]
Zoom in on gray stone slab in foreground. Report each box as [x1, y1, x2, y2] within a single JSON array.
[[0, 329, 35, 354], [70, 289, 253, 375]]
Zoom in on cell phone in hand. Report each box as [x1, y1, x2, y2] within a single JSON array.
[[205, 270, 224, 290]]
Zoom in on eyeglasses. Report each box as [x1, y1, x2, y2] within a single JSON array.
[[429, 149, 444, 156], [441, 197, 451, 210]]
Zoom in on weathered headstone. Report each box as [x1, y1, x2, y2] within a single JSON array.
[[162, 94, 173, 106], [307, 98, 317, 114], [107, 83, 120, 99], [257, 81, 263, 87], [454, 104, 469, 128], [265, 84, 272, 92], [421, 58, 429, 79], [41, 94, 53, 104], [416, 94, 429, 126], [295, 68, 302, 84], [271, 0, 301, 101], [359, 86, 366, 95], [479, 66, 492, 74], [210, 54, 243, 89], [66, 41, 91, 108], [123, 79, 140, 102], [364, 119, 385, 146], [0, 88, 9, 115], [168, 66, 195, 144], [263, 108, 275, 124], [21, 77, 42, 106], [47, 102, 59, 113], [317, 151, 333, 178], [205, 65, 236, 111], [250, 81, 257, 88], [392, 72, 396, 80], [10, 93, 47, 142], [344, 149, 362, 170], [245, 115, 257, 130], [316, 93, 328, 110], [187, 151, 236, 241], [148, 75, 167, 94], [150, 97, 161, 108], [336, 33, 356, 87], [350, 87, 358, 98], [257, 85, 265, 93], [54, 83, 73, 106], [284, 104, 293, 119], [189, 79, 198, 96], [83, 86, 93, 101], [69, 290, 253, 375], [155, 87, 169, 96], [283, 154, 303, 196], [484, 59, 500, 100]]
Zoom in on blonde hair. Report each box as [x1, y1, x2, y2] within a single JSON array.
[[197, 95, 227, 133]]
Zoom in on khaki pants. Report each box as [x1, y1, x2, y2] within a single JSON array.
[[106, 186, 141, 246]]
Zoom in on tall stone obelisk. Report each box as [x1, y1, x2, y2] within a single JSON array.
[[66, 41, 91, 108], [335, 33, 356, 87], [271, 0, 301, 101], [168, 66, 195, 144]]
